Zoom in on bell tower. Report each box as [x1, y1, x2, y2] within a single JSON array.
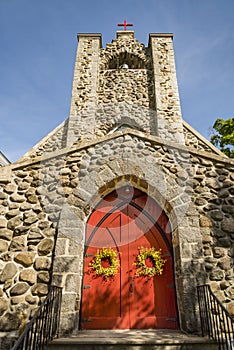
[[67, 29, 185, 147]]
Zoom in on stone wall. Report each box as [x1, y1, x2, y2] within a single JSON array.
[[183, 121, 222, 155], [19, 119, 69, 162], [59, 131, 234, 333], [67, 34, 101, 146], [1, 129, 233, 339], [149, 34, 185, 144], [93, 102, 156, 137], [97, 69, 153, 108], [0, 165, 57, 333]]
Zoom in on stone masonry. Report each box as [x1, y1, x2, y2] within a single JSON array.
[[0, 30, 233, 347]]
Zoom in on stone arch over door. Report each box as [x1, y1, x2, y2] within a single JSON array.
[[51, 166, 204, 335], [51, 175, 182, 334], [81, 185, 178, 329]]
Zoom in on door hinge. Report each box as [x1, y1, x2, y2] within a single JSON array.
[[81, 318, 92, 323], [166, 318, 177, 322], [83, 285, 91, 289], [85, 254, 93, 257], [163, 253, 171, 257], [167, 284, 174, 289]]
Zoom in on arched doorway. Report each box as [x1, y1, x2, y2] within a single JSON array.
[[81, 186, 178, 329]]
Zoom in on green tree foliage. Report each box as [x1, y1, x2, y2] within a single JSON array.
[[210, 118, 234, 158]]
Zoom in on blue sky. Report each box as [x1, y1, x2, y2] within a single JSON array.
[[0, 0, 234, 162]]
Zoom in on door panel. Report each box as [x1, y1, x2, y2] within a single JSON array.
[[81, 187, 178, 330]]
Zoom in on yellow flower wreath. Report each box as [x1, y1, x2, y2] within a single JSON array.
[[135, 247, 166, 278], [90, 248, 120, 279]]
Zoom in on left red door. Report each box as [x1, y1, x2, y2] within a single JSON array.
[[81, 205, 129, 329], [81, 187, 178, 330]]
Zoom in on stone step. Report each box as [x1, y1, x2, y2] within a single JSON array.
[[46, 330, 218, 350]]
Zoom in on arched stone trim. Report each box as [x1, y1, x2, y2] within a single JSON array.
[[107, 52, 146, 70], [94, 102, 157, 137], [99, 38, 149, 71]]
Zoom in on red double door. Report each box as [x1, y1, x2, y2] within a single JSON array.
[[81, 187, 178, 330]]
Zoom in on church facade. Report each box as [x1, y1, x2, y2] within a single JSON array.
[[0, 30, 234, 343]]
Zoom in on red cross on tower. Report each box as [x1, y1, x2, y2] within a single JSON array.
[[118, 19, 133, 31]]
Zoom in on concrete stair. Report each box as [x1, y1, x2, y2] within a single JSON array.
[[46, 330, 218, 350]]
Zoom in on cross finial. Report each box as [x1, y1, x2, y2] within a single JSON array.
[[118, 19, 133, 31]]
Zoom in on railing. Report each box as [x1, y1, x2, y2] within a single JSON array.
[[12, 286, 62, 350], [197, 284, 234, 350]]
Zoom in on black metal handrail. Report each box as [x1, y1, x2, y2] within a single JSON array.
[[197, 284, 234, 350], [12, 285, 62, 350]]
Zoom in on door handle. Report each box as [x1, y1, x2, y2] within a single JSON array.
[[129, 275, 134, 294]]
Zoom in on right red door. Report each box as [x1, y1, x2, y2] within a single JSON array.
[[81, 187, 178, 330]]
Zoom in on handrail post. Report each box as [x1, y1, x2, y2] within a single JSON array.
[[197, 284, 234, 350], [12, 286, 62, 350]]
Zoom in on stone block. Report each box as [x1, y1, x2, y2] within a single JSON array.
[[213, 247, 225, 258], [61, 293, 77, 313], [68, 241, 83, 255], [225, 285, 234, 299], [34, 257, 51, 271], [0, 228, 13, 241], [51, 274, 64, 287], [11, 295, 25, 304], [38, 238, 54, 255], [0, 296, 9, 314], [37, 271, 50, 283], [65, 274, 80, 292], [210, 210, 223, 221], [220, 280, 230, 290], [5, 209, 20, 219], [0, 239, 8, 252], [59, 311, 78, 337], [222, 205, 234, 214], [3, 184, 15, 195], [199, 216, 213, 227], [53, 256, 80, 273], [27, 227, 43, 241], [7, 216, 22, 230], [19, 269, 37, 284], [227, 301, 234, 316], [10, 282, 29, 296], [42, 227, 55, 237], [218, 257, 231, 271], [10, 193, 25, 203], [55, 238, 68, 255], [221, 218, 234, 233], [0, 218, 7, 229], [14, 252, 35, 267], [25, 294, 38, 305], [31, 283, 48, 296], [0, 262, 18, 283], [210, 269, 225, 281], [24, 215, 38, 225], [180, 243, 192, 259], [218, 237, 231, 248], [0, 312, 21, 331], [178, 226, 201, 243], [202, 234, 213, 244]]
